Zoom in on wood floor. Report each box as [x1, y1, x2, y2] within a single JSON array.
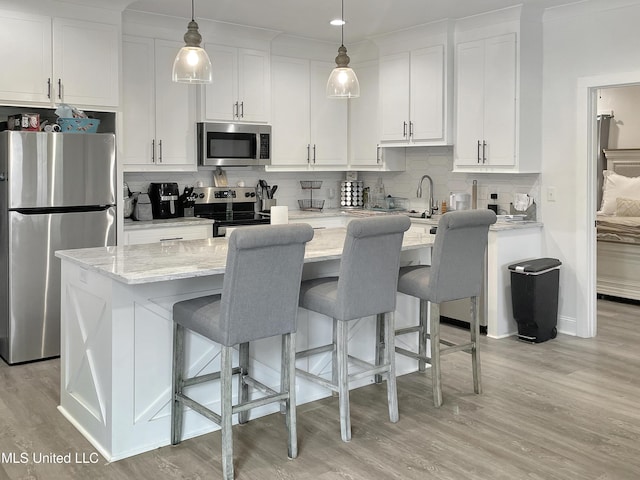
[[1, 299, 639, 479]]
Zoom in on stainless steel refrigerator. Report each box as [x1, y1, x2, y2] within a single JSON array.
[[0, 131, 116, 364]]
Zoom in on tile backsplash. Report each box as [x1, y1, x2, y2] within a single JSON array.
[[125, 146, 540, 217]]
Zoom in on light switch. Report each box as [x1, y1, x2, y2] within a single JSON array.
[[547, 186, 556, 202]]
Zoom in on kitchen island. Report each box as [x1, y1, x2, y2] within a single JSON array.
[[55, 227, 433, 462]]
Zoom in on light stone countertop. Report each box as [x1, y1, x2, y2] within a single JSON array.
[[123, 217, 215, 230], [56, 227, 435, 285], [124, 209, 541, 232]]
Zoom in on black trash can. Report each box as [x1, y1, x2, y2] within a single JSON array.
[[508, 258, 562, 343]]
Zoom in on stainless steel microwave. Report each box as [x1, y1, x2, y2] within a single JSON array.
[[197, 122, 271, 167]]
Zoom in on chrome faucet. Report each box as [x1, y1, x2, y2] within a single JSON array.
[[417, 174, 437, 217]]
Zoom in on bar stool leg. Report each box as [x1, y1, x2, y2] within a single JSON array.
[[238, 342, 250, 424], [283, 332, 298, 459], [383, 312, 399, 423], [332, 318, 339, 396], [220, 345, 234, 480], [429, 302, 443, 408], [374, 313, 385, 384], [470, 296, 482, 394], [171, 323, 185, 445], [336, 319, 351, 442], [418, 299, 428, 372]]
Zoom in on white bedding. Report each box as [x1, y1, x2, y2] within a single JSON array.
[[597, 214, 640, 245]]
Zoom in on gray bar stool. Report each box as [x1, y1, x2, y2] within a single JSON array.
[[296, 215, 411, 442], [171, 224, 314, 480], [387, 210, 496, 407]]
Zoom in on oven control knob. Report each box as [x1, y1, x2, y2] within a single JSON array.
[[199, 193, 205, 198], [244, 192, 251, 197], [250, 192, 255, 197]]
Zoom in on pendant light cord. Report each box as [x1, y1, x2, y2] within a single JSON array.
[[191, 0, 195, 22], [341, 0, 344, 46]]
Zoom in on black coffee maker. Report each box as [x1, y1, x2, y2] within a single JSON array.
[[148, 182, 180, 219]]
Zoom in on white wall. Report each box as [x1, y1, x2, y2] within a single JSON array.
[[598, 85, 640, 148], [359, 147, 540, 215], [542, 0, 640, 336]]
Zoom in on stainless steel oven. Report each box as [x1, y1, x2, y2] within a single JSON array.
[[192, 186, 270, 237], [197, 122, 271, 167]]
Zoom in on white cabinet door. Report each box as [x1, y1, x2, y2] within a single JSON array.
[[454, 40, 485, 166], [310, 61, 348, 166], [0, 13, 118, 108], [0, 11, 51, 103], [379, 52, 410, 142], [204, 44, 238, 121], [238, 49, 270, 123], [52, 18, 119, 107], [482, 34, 516, 166], [154, 40, 197, 167], [410, 45, 444, 142], [270, 56, 311, 167], [454, 33, 516, 169], [203, 46, 269, 123], [349, 61, 381, 167], [121, 36, 155, 167], [121, 37, 196, 170]]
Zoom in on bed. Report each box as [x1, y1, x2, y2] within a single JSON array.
[[597, 149, 640, 301]]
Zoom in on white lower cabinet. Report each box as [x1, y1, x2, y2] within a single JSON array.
[[123, 224, 211, 246]]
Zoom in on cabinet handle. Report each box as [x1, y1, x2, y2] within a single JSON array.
[[376, 144, 381, 164], [307, 144, 310, 163], [409, 122, 414, 138], [158, 140, 163, 163], [233, 102, 238, 118], [57, 79, 62, 100], [477, 140, 481, 163], [313, 144, 316, 163], [160, 237, 183, 242], [47, 78, 51, 99], [240, 101, 244, 118], [482, 141, 487, 164], [403, 121, 407, 138], [152, 139, 155, 163]]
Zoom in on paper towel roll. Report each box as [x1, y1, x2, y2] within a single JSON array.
[[271, 206, 288, 225]]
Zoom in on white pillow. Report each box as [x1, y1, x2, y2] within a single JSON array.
[[599, 170, 640, 215]]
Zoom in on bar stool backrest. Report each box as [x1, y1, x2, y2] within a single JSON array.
[[335, 215, 411, 321], [220, 224, 314, 346], [429, 210, 497, 304]]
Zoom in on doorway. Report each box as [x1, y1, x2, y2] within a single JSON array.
[[577, 72, 640, 338]]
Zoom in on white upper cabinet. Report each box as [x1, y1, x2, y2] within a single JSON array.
[[349, 61, 405, 171], [269, 56, 347, 170], [379, 45, 447, 145], [270, 56, 310, 168], [52, 18, 119, 108], [454, 33, 516, 168], [202, 45, 270, 123], [0, 11, 118, 108], [121, 36, 196, 171], [309, 60, 348, 167], [453, 6, 543, 173]]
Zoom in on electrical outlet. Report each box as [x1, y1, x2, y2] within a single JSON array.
[[547, 186, 556, 202]]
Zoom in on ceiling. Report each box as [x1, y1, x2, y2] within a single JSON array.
[[125, 0, 576, 43]]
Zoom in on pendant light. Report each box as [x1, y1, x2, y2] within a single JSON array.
[[326, 0, 360, 98], [172, 0, 212, 84]]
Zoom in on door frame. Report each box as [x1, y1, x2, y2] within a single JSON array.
[[576, 70, 640, 338]]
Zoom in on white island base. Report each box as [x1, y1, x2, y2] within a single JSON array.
[[57, 232, 432, 461]]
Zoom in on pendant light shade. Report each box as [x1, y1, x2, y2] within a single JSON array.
[[172, 0, 212, 84], [326, 0, 359, 98]]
